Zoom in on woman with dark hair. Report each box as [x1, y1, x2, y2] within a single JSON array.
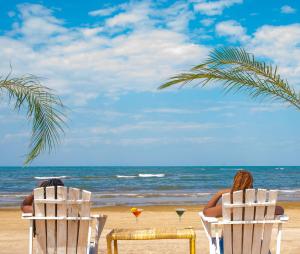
[[203, 170, 284, 217], [21, 178, 64, 213]]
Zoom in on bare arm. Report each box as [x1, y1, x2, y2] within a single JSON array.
[[203, 188, 231, 217], [21, 193, 34, 213]]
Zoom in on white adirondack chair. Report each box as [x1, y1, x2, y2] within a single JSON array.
[[199, 189, 289, 254], [22, 186, 107, 254]]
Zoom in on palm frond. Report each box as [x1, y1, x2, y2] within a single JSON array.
[[159, 47, 300, 110], [0, 74, 66, 165]]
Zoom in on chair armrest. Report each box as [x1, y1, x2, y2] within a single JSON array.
[[277, 215, 289, 222], [91, 214, 107, 219], [199, 212, 219, 223], [22, 213, 33, 219]]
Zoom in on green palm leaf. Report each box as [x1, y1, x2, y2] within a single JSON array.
[[159, 47, 300, 110], [0, 73, 66, 165]]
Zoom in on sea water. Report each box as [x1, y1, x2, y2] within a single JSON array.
[[0, 166, 299, 207]]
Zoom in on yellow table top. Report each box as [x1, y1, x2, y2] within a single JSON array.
[[107, 228, 196, 240]]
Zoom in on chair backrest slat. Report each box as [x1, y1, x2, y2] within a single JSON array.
[[260, 190, 278, 254], [232, 191, 243, 254], [242, 189, 255, 254], [251, 189, 267, 254], [222, 193, 232, 254], [77, 190, 92, 254], [67, 188, 80, 254], [34, 188, 47, 253], [57, 186, 67, 254], [46, 187, 56, 254]]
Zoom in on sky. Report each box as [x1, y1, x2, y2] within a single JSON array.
[[0, 0, 300, 166]]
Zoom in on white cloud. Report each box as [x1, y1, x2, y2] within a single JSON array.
[[105, 2, 149, 28], [90, 121, 233, 134], [201, 18, 215, 27], [3, 131, 29, 140], [64, 135, 216, 147], [144, 105, 233, 114], [14, 3, 67, 44], [0, 3, 208, 103], [89, 6, 121, 17], [280, 5, 296, 14], [249, 103, 287, 113], [194, 0, 243, 16], [216, 20, 249, 42]]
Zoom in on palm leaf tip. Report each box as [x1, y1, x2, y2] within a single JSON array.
[[159, 47, 300, 110], [0, 74, 66, 165]]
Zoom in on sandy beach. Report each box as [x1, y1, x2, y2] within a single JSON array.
[[0, 202, 299, 254]]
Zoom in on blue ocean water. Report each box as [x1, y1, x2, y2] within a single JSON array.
[[0, 166, 299, 207]]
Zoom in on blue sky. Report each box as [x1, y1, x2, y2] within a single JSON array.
[[0, 0, 300, 166]]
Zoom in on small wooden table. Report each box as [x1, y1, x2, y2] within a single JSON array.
[[106, 228, 196, 254]]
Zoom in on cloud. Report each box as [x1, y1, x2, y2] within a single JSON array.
[[280, 5, 296, 14], [64, 135, 216, 147], [105, 2, 149, 28], [3, 131, 29, 140], [201, 18, 215, 26], [144, 105, 234, 114], [90, 121, 232, 134], [249, 103, 288, 113], [216, 20, 249, 42], [88, 6, 121, 17], [0, 3, 208, 103], [194, 0, 243, 16]]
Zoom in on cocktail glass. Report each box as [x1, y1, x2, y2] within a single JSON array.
[[131, 208, 143, 223], [175, 208, 186, 222]]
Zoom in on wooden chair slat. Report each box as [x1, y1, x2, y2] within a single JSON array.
[[251, 189, 267, 254], [77, 190, 92, 254], [57, 186, 67, 254], [261, 190, 278, 254], [232, 190, 243, 254], [46, 187, 56, 254], [222, 193, 232, 254], [67, 188, 80, 254], [242, 189, 255, 254], [34, 187, 47, 254]]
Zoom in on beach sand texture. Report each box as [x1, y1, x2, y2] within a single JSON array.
[[0, 203, 299, 254]]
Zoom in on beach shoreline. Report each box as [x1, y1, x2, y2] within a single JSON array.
[[1, 202, 299, 253]]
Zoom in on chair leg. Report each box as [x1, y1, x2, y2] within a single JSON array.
[[113, 240, 118, 254], [276, 224, 282, 254], [29, 220, 33, 254], [106, 238, 112, 254], [190, 238, 196, 254]]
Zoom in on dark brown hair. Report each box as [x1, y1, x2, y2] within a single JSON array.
[[39, 178, 64, 188]]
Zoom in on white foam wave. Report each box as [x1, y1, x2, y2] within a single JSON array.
[[34, 176, 69, 180], [219, 168, 242, 171], [116, 175, 137, 178], [138, 174, 165, 178], [275, 167, 285, 170], [279, 189, 300, 193]]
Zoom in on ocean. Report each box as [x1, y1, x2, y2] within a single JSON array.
[[0, 166, 299, 207]]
